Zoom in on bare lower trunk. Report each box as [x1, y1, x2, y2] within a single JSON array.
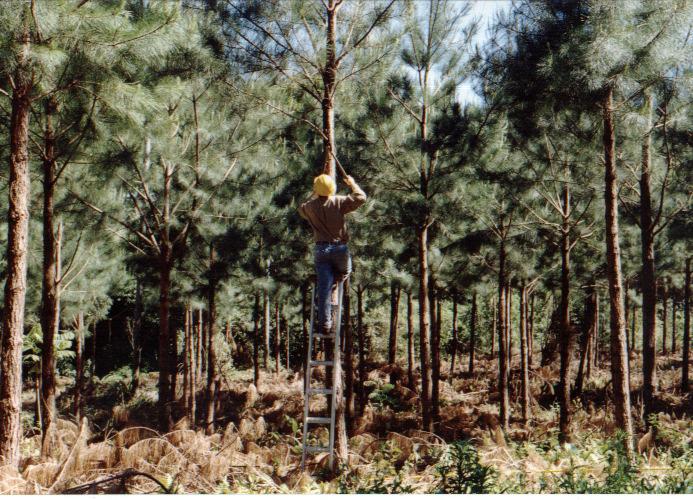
[[671, 300, 677, 354], [469, 292, 477, 375], [491, 300, 496, 357], [253, 294, 261, 389], [558, 189, 573, 443], [274, 301, 280, 374], [196, 309, 203, 383], [528, 295, 534, 367], [158, 258, 173, 432], [498, 238, 510, 431], [388, 284, 400, 384], [662, 286, 668, 356], [343, 280, 354, 430], [430, 284, 441, 423], [183, 304, 191, 421], [450, 297, 458, 377], [682, 258, 690, 391], [407, 292, 415, 391], [357, 285, 365, 414], [74, 312, 84, 422], [263, 292, 270, 370], [0, 53, 32, 466], [603, 87, 634, 452], [519, 286, 529, 423], [205, 247, 218, 435], [576, 290, 596, 397], [418, 227, 432, 432]]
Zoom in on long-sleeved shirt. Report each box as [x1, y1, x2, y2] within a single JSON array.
[[298, 182, 367, 243]]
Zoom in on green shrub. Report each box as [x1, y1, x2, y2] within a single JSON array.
[[433, 441, 496, 493]]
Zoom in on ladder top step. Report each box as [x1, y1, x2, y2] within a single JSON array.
[[307, 387, 333, 395], [305, 446, 330, 454], [306, 416, 331, 425], [310, 360, 334, 367]]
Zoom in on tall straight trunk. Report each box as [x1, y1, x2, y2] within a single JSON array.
[[189, 307, 197, 425], [200, 310, 207, 376], [302, 283, 309, 373], [507, 286, 513, 363], [602, 86, 634, 451], [158, 257, 173, 432], [430, 284, 441, 422], [253, 294, 261, 389], [558, 184, 574, 443], [131, 280, 143, 394], [357, 285, 366, 414], [519, 286, 529, 423], [450, 298, 458, 377], [498, 238, 510, 431], [671, 300, 677, 354], [388, 284, 400, 384], [196, 309, 203, 383], [640, 92, 657, 425], [592, 292, 600, 370], [491, 299, 497, 357], [662, 286, 668, 355], [322, 0, 339, 177], [0, 31, 32, 466], [263, 291, 270, 370], [418, 227, 432, 432], [682, 258, 690, 391], [334, 282, 348, 467], [407, 291, 415, 391], [169, 319, 178, 404], [625, 283, 631, 356], [284, 312, 290, 371], [40, 97, 60, 446], [274, 301, 281, 373], [74, 312, 84, 422], [343, 280, 354, 429], [469, 292, 477, 375], [528, 294, 535, 367], [183, 304, 190, 421], [631, 304, 637, 353], [205, 248, 218, 435]]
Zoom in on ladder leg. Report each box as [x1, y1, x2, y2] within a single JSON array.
[[328, 280, 344, 471], [301, 287, 316, 470]]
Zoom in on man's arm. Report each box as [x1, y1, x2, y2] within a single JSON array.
[[298, 193, 318, 220], [340, 176, 367, 214]]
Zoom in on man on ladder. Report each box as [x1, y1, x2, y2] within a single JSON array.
[[298, 174, 367, 335], [298, 172, 366, 470]]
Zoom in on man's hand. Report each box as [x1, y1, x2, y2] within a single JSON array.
[[344, 175, 356, 188]]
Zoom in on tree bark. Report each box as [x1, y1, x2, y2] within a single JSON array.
[[519, 286, 529, 423], [183, 304, 190, 422], [357, 285, 366, 414], [74, 312, 84, 422], [558, 183, 573, 443], [576, 289, 595, 397], [343, 280, 354, 430], [430, 283, 441, 423], [263, 291, 270, 370], [529, 294, 534, 367], [491, 299, 497, 358], [450, 297, 458, 377], [418, 227, 432, 432], [40, 97, 60, 447], [205, 247, 219, 435], [498, 238, 510, 431], [469, 291, 477, 375], [322, 0, 339, 176], [671, 299, 677, 355], [274, 300, 281, 373], [196, 309, 203, 384], [388, 284, 400, 384], [682, 258, 690, 391], [302, 283, 309, 375], [158, 258, 173, 432], [602, 86, 634, 452], [662, 285, 668, 355], [253, 294, 261, 390], [0, 36, 32, 466], [131, 280, 143, 394]]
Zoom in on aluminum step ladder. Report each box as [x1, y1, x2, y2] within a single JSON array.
[[301, 281, 344, 470]]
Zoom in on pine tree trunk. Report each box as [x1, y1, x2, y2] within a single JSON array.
[[507, 285, 513, 364], [407, 291, 415, 391], [631, 304, 637, 353], [602, 86, 634, 452], [205, 248, 218, 435], [450, 297, 458, 377], [469, 292, 477, 375], [334, 282, 348, 468], [343, 280, 354, 430], [253, 294, 261, 390], [263, 292, 270, 370], [0, 39, 32, 466], [498, 238, 510, 431], [196, 309, 203, 383], [592, 292, 600, 370], [662, 286, 668, 355], [519, 286, 529, 423], [158, 257, 173, 432], [672, 300, 677, 354], [418, 227, 432, 432], [430, 284, 440, 423], [576, 290, 595, 397], [558, 185, 574, 443], [74, 312, 84, 422], [189, 307, 197, 426], [682, 258, 690, 391], [131, 280, 142, 394], [302, 283, 309, 376], [640, 92, 657, 425], [274, 301, 281, 374], [491, 299, 497, 358], [183, 304, 190, 421], [40, 97, 60, 448], [284, 312, 290, 372], [529, 294, 535, 367], [357, 285, 366, 414], [388, 284, 400, 384]]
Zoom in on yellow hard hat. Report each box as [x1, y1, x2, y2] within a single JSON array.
[[313, 174, 336, 197]]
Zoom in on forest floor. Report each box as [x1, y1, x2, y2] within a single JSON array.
[[1, 353, 691, 494]]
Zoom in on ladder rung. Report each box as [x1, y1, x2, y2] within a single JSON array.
[[306, 416, 331, 425], [307, 387, 332, 395], [305, 446, 330, 454], [310, 360, 334, 367]]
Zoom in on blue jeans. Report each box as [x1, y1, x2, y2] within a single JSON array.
[[315, 243, 351, 332]]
